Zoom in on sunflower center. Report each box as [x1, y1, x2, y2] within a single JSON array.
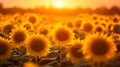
[[40, 29, 48, 35], [113, 18, 118, 23], [83, 23, 93, 32], [0, 42, 9, 55], [13, 31, 26, 43], [30, 38, 45, 52], [28, 16, 36, 24], [75, 20, 82, 28], [91, 39, 110, 56], [116, 44, 120, 53], [96, 27, 102, 32], [71, 44, 83, 58], [67, 22, 73, 28], [24, 24, 31, 30], [113, 24, 120, 34], [3, 24, 13, 34], [56, 29, 69, 41]]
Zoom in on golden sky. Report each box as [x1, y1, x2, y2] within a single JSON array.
[[0, 0, 120, 9]]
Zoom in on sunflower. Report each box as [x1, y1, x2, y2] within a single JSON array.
[[12, 13, 23, 23], [1, 21, 14, 35], [74, 19, 82, 30], [21, 22, 34, 30], [52, 24, 74, 47], [82, 22, 94, 33], [66, 21, 74, 29], [94, 21, 99, 25], [83, 33, 117, 62], [26, 13, 39, 25], [91, 14, 98, 20], [66, 39, 84, 63], [112, 14, 120, 23], [0, 37, 12, 60], [114, 38, 120, 56], [94, 25, 105, 32], [111, 23, 120, 34], [37, 25, 50, 36], [100, 21, 108, 29], [10, 26, 28, 48], [23, 61, 39, 67], [107, 22, 113, 31], [26, 34, 51, 58]]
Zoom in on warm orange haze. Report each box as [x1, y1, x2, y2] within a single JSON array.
[[0, 0, 120, 9]]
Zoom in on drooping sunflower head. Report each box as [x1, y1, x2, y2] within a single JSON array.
[[83, 33, 117, 62], [52, 24, 74, 47], [66, 39, 84, 63], [10, 26, 28, 48], [0, 37, 12, 60], [26, 34, 51, 58]]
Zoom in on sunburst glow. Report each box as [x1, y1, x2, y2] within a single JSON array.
[[53, 0, 64, 8]]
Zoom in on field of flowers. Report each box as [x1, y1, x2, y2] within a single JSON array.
[[0, 13, 120, 67]]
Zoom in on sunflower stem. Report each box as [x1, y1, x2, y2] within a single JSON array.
[[35, 57, 38, 63], [90, 62, 96, 67], [98, 62, 100, 67]]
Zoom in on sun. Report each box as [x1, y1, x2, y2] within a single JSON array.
[[53, 0, 64, 8]]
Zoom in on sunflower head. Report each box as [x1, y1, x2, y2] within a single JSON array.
[[95, 25, 105, 32], [114, 38, 120, 56], [100, 21, 107, 28], [94, 21, 99, 25], [66, 39, 84, 63], [74, 19, 82, 30], [0, 37, 12, 60], [83, 33, 117, 62], [26, 13, 39, 25], [21, 22, 34, 30], [111, 23, 120, 34], [66, 21, 74, 29], [1, 22, 14, 35], [52, 25, 74, 47], [112, 14, 120, 23], [82, 22, 94, 33], [26, 34, 51, 58], [10, 26, 28, 48], [37, 25, 50, 36]]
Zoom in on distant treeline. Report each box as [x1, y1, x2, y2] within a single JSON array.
[[0, 3, 120, 15]]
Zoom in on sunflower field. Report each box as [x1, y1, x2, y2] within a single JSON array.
[[0, 13, 120, 67]]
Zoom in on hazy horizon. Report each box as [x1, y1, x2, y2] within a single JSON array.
[[0, 0, 120, 9]]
